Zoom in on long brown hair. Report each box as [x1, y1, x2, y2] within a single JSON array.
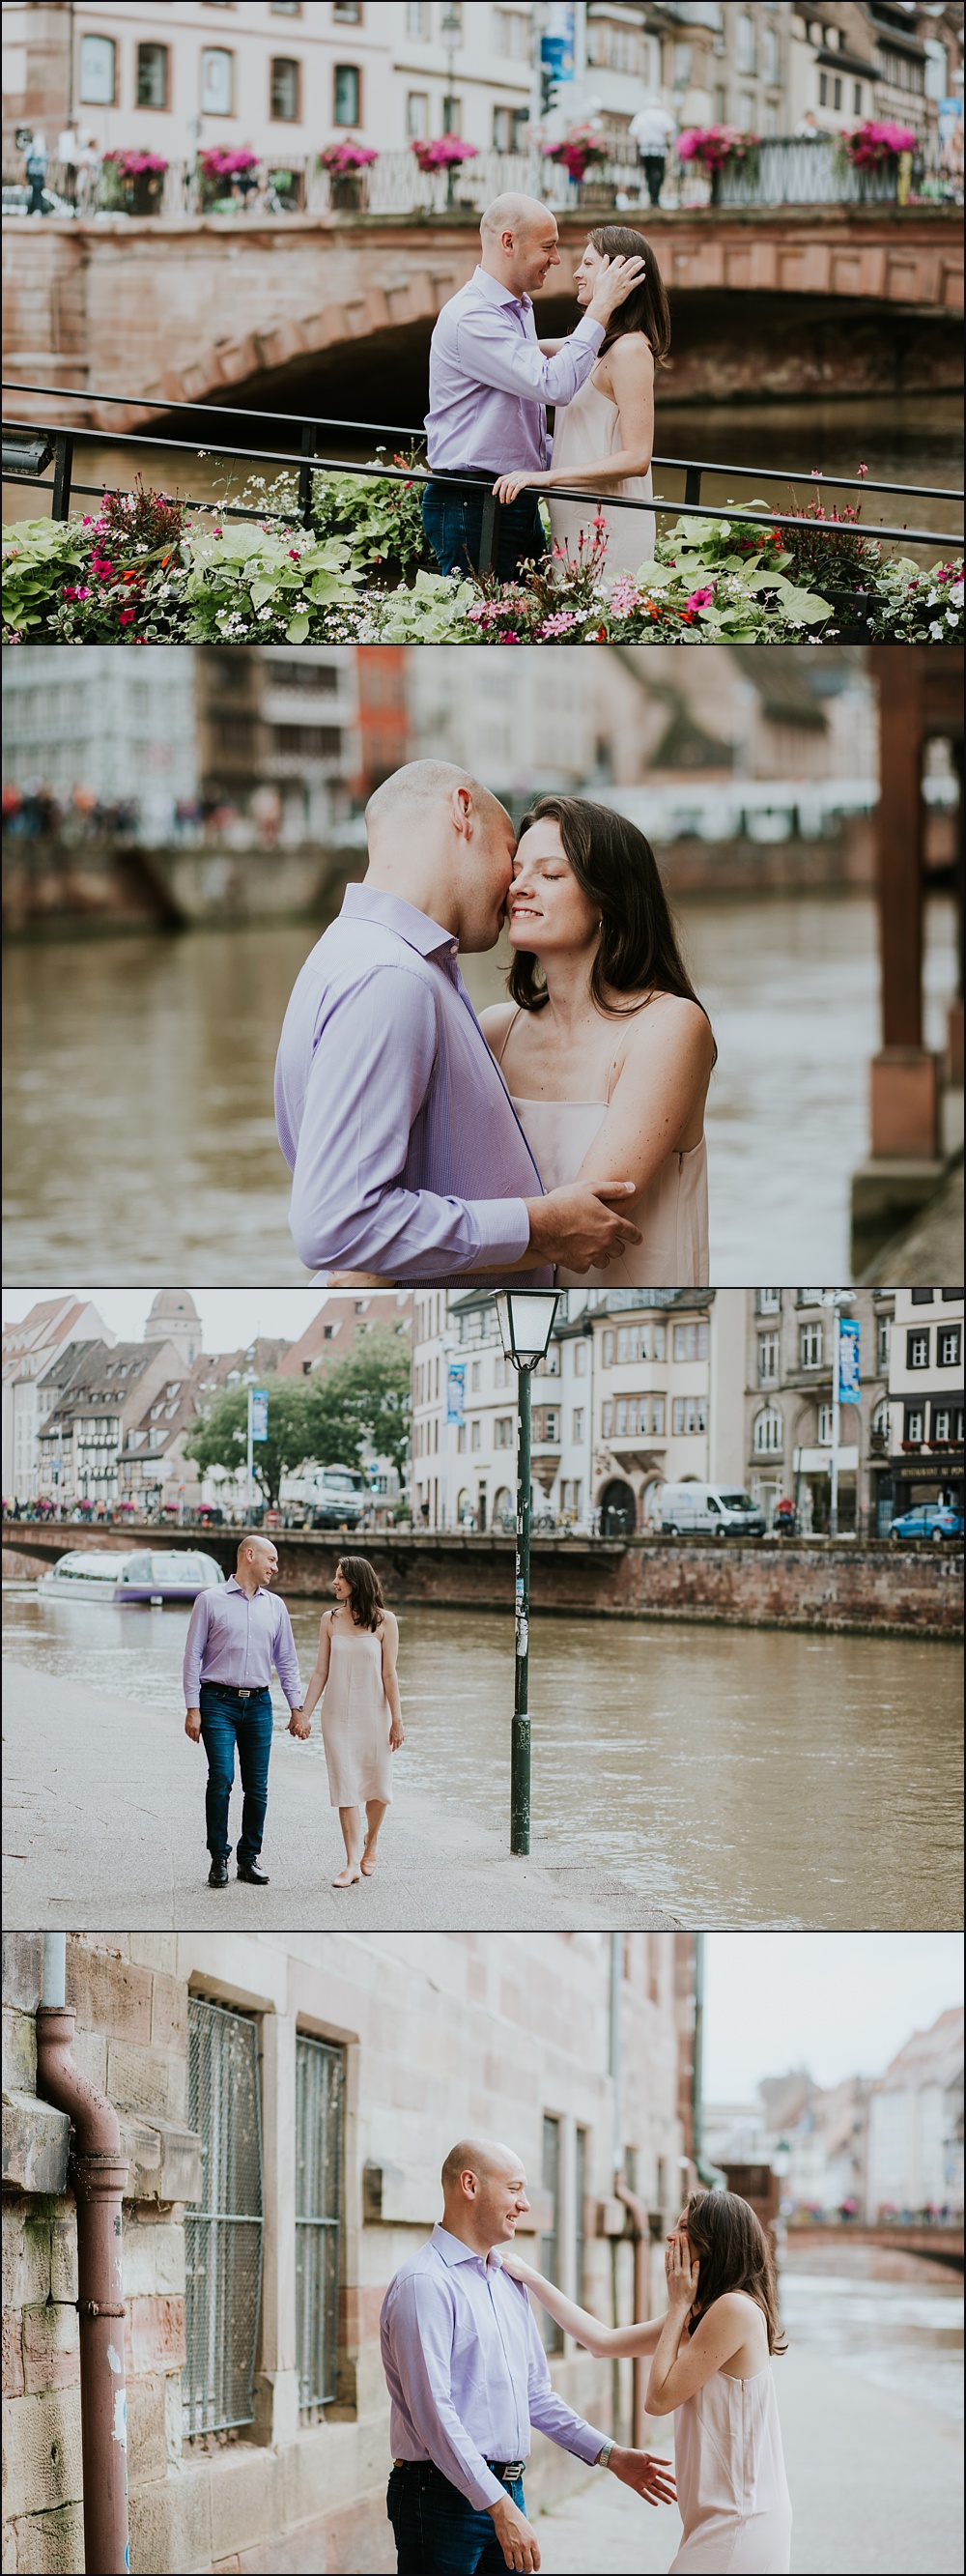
[[588, 224, 671, 364], [683, 2191, 787, 2356], [508, 793, 715, 1056], [336, 1555, 384, 1632]]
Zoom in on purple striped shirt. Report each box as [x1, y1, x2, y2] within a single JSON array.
[[274, 884, 551, 1283], [381, 2224, 606, 2511], [425, 265, 606, 473]]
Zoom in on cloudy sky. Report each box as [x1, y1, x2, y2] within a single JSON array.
[[703, 1932, 963, 2098], [1, 1288, 391, 1348]]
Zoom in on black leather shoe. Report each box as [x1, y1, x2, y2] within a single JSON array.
[[208, 1858, 229, 1887], [237, 1860, 270, 1885]]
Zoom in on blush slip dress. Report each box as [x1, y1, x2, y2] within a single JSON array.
[[670, 2366, 792, 2574], [497, 1014, 709, 1288], [319, 1613, 394, 1809], [548, 370, 656, 576]]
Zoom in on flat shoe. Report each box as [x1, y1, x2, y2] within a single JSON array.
[[360, 1853, 378, 1875]]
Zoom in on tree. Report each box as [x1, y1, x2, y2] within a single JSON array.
[[303, 1330, 412, 1482], [184, 1380, 318, 1510]]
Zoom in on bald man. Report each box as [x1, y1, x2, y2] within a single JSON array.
[[381, 2137, 675, 2574], [274, 759, 641, 1283], [423, 195, 644, 580]]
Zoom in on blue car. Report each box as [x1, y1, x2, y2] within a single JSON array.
[[889, 1503, 964, 1542]]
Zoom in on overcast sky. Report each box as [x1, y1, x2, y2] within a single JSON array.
[[703, 1932, 963, 2098], [1, 1289, 397, 1347]]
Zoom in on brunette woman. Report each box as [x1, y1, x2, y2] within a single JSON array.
[[299, 1557, 404, 1886]]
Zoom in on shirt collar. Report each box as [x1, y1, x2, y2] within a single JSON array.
[[431, 2221, 504, 2271], [341, 880, 459, 968], [225, 1576, 269, 1597], [471, 263, 532, 315]]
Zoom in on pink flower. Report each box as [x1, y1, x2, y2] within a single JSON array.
[[119, 609, 136, 625], [537, 611, 579, 638], [498, 631, 521, 644], [684, 586, 714, 614], [288, 549, 300, 560], [610, 578, 641, 617]]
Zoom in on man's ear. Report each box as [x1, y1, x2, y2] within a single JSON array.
[[451, 787, 474, 844]]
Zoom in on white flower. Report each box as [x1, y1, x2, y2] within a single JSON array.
[[929, 620, 944, 638]]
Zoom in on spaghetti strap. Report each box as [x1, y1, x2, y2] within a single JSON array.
[[606, 1053, 620, 1106], [493, 1008, 522, 1068]]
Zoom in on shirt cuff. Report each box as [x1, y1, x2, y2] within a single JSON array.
[[574, 314, 606, 349], [566, 2421, 609, 2468], [469, 1197, 532, 1266]]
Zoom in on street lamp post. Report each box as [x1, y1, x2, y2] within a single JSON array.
[[494, 1291, 561, 1855]]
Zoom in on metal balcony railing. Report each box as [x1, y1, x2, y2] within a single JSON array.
[[4, 383, 962, 580]]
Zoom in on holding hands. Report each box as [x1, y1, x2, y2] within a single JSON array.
[[288, 1707, 311, 1739]]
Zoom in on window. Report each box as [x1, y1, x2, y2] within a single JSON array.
[[185, 1998, 264, 2436], [937, 1326, 961, 1367], [853, 81, 863, 113], [79, 33, 116, 103], [332, 2, 361, 17], [762, 22, 780, 82], [494, 10, 532, 61], [574, 1341, 588, 1377], [817, 1404, 835, 1445], [441, 95, 462, 134], [333, 62, 360, 123], [819, 70, 828, 104], [407, 90, 429, 137], [753, 1407, 782, 1455], [799, 1323, 823, 1369], [495, 1416, 514, 1448], [672, 1396, 706, 1435], [906, 1331, 930, 1369], [534, 1407, 559, 1443], [296, 2035, 344, 2415], [871, 1397, 890, 1443], [572, 1408, 584, 1442], [735, 12, 756, 74], [758, 1333, 780, 1385], [201, 48, 235, 115], [540, 2116, 563, 2354], [271, 725, 341, 758], [470, 1360, 482, 1393], [494, 1355, 511, 1390], [470, 1419, 481, 1451], [878, 1321, 891, 1371], [833, 76, 842, 110], [407, 1, 431, 34], [911, 1289, 935, 1303], [673, 1322, 708, 1362], [903, 1405, 924, 1443], [756, 1289, 781, 1315], [493, 103, 529, 151], [574, 2127, 587, 2304], [931, 1406, 952, 1442], [456, 1422, 467, 1452], [270, 57, 301, 120], [136, 43, 169, 109]]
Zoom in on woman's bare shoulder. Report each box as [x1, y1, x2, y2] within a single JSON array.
[[603, 332, 655, 382], [619, 990, 713, 1056], [477, 1000, 518, 1053]]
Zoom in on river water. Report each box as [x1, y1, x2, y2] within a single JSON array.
[[3, 394, 960, 567], [3, 1589, 961, 1929], [3, 892, 957, 1285], [778, 2242, 963, 2424]]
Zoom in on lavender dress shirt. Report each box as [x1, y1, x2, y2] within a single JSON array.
[[425, 265, 606, 473], [274, 883, 551, 1283], [381, 2225, 606, 2511], [183, 1578, 302, 1709]]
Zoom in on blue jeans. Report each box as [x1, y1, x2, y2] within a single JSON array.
[[422, 480, 544, 582], [199, 1684, 273, 1865], [387, 2465, 526, 2576]]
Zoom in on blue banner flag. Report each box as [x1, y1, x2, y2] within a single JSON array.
[[838, 1318, 861, 1404], [250, 1388, 270, 1442], [447, 1363, 466, 1425]]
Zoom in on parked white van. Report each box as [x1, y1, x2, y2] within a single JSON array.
[[661, 1483, 766, 1537]]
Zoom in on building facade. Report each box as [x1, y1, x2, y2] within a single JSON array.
[[410, 1287, 747, 1534], [866, 2006, 965, 2217], [880, 1285, 964, 1523], [3, 1929, 696, 2575], [742, 1286, 895, 1532], [35, 1337, 193, 1505], [1, 645, 199, 829], [1, 1296, 113, 1501]]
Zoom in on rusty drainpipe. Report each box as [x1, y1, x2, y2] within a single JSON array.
[[614, 2176, 652, 2450], [35, 1934, 130, 2576]]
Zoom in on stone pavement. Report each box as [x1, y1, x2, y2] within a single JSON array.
[[535, 2340, 963, 2575], [2, 1661, 676, 1932]]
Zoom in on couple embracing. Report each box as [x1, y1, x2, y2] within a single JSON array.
[[382, 2136, 792, 2575], [274, 762, 714, 1289]]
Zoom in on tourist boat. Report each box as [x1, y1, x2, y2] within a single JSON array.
[[39, 1548, 225, 1604]]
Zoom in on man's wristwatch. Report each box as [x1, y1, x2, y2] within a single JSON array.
[[595, 2441, 613, 2471]]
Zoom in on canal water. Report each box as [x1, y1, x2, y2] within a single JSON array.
[[3, 892, 957, 1284], [3, 1589, 961, 1929], [3, 394, 960, 568], [778, 2242, 963, 2424]]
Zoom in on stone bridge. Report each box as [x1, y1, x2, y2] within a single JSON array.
[[3, 1521, 961, 1637], [3, 203, 962, 435], [785, 2222, 963, 2271]]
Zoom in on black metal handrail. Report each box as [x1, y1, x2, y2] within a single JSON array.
[[3, 389, 962, 570]]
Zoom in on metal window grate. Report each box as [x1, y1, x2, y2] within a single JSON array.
[[296, 2035, 344, 2414], [184, 1997, 264, 2437], [540, 2113, 564, 2355]]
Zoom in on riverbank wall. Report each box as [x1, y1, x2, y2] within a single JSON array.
[[1, 817, 893, 936], [4, 1524, 961, 1638]]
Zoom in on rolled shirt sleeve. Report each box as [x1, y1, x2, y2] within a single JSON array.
[[271, 1600, 303, 1708], [183, 1592, 211, 1707], [524, 2301, 606, 2468], [454, 306, 605, 411], [386, 2275, 507, 2512], [284, 965, 530, 1280]]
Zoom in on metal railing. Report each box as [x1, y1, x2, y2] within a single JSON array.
[[4, 382, 962, 573]]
